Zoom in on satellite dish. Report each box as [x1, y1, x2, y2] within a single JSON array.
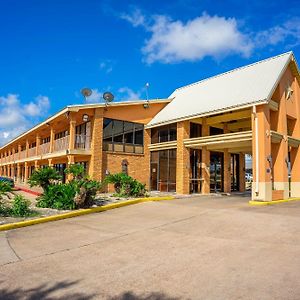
[[103, 92, 114, 103], [81, 88, 92, 99]]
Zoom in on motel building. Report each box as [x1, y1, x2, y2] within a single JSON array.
[[1, 51, 300, 202]]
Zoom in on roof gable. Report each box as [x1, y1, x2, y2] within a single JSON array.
[[147, 52, 293, 127]]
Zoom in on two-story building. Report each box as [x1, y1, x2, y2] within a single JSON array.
[[1, 51, 300, 202]]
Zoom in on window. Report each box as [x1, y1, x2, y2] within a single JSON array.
[[150, 149, 176, 192], [55, 130, 68, 140], [29, 142, 36, 149], [42, 137, 50, 144], [75, 122, 91, 149], [103, 118, 144, 154], [190, 123, 202, 138], [151, 124, 177, 143], [210, 126, 224, 136]]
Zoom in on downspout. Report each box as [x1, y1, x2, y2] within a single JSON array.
[[253, 105, 259, 195]]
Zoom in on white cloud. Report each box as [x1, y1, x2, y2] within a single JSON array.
[[0, 94, 50, 146], [24, 95, 50, 117], [121, 11, 253, 63], [120, 8, 147, 28], [120, 10, 300, 64], [118, 87, 142, 101], [85, 89, 103, 103], [255, 18, 300, 48], [100, 60, 114, 73]]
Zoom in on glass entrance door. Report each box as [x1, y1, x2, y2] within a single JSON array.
[[210, 152, 223, 192], [190, 149, 202, 193]]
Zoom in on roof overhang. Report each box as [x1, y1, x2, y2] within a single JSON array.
[[146, 99, 267, 129], [0, 99, 170, 151]]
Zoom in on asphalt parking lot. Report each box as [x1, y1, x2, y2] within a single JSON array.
[[1, 194, 300, 300]]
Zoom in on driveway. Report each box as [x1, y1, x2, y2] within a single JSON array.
[[1, 195, 300, 299]]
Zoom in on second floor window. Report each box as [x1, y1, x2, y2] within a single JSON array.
[[42, 137, 50, 144], [151, 124, 177, 143], [55, 130, 69, 140], [103, 118, 144, 154]]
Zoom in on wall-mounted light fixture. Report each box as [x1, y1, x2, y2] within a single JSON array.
[[286, 84, 294, 100], [65, 111, 70, 119], [82, 114, 89, 122]]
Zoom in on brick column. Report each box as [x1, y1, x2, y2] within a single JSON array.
[[7, 164, 11, 178], [66, 155, 75, 182], [89, 108, 103, 181], [201, 118, 210, 194], [17, 163, 21, 183], [50, 128, 55, 153], [18, 144, 21, 160], [69, 113, 76, 151], [144, 129, 151, 190], [290, 76, 300, 197], [24, 162, 28, 183], [176, 120, 190, 194], [25, 140, 29, 158], [12, 148, 15, 163], [48, 158, 53, 168], [11, 164, 15, 179], [252, 104, 272, 201], [270, 78, 289, 199], [239, 154, 245, 192], [34, 160, 39, 171], [36, 135, 41, 156], [223, 149, 231, 193]]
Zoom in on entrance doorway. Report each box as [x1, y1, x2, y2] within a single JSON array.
[[190, 149, 202, 193], [210, 152, 223, 192], [150, 150, 177, 192]]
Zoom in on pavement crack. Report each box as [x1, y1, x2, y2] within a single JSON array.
[[5, 232, 22, 262]]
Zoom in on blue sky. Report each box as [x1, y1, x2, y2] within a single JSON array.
[[0, 0, 300, 145]]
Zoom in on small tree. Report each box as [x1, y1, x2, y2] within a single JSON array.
[[64, 164, 101, 208], [64, 164, 85, 181], [28, 167, 61, 192]]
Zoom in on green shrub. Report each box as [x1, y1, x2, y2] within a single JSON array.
[[65, 164, 85, 181], [11, 195, 31, 217], [0, 181, 12, 196], [37, 184, 76, 210], [65, 164, 102, 208], [105, 173, 146, 197], [0, 201, 9, 216], [28, 167, 62, 192]]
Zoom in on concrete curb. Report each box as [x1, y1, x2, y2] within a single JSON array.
[[249, 197, 300, 206], [0, 196, 175, 232]]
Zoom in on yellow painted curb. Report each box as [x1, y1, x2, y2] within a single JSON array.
[[249, 197, 300, 206], [0, 196, 174, 232]]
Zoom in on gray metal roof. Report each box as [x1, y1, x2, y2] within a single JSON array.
[[147, 52, 294, 127]]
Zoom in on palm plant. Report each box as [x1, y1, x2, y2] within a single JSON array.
[[28, 167, 61, 192]]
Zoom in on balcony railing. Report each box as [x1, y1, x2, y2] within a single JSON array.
[[28, 147, 36, 157], [75, 134, 90, 150], [0, 134, 91, 165], [54, 136, 69, 152], [40, 142, 50, 155], [19, 150, 26, 160]]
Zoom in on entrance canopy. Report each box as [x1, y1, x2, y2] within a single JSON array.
[[184, 131, 252, 154]]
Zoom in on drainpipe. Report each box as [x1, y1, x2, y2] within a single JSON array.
[[253, 105, 259, 195]]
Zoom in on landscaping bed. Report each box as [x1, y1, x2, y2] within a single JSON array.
[[0, 166, 152, 226], [0, 192, 146, 225]]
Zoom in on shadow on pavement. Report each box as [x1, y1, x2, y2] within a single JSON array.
[[108, 291, 181, 300], [0, 280, 95, 300]]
